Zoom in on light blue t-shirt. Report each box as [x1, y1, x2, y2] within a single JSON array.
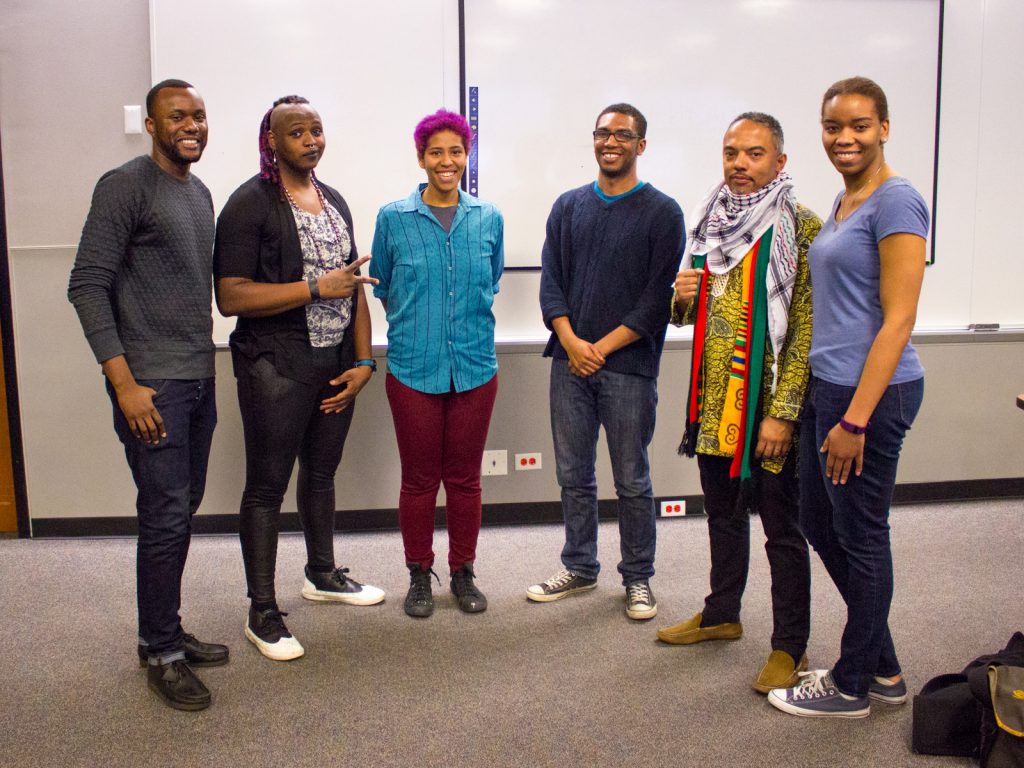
[[370, 185, 504, 394], [808, 177, 929, 386]]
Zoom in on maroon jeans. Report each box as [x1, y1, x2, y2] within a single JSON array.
[[385, 374, 498, 571]]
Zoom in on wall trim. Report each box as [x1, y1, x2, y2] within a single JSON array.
[[28, 479, 1023, 538]]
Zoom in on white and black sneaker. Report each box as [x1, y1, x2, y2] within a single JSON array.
[[245, 606, 304, 661], [625, 580, 657, 620], [526, 568, 597, 602], [301, 565, 385, 605]]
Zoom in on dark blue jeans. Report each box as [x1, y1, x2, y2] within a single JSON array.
[[108, 377, 217, 662], [550, 363, 658, 585], [799, 376, 923, 697]]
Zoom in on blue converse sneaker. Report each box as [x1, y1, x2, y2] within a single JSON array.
[[868, 675, 908, 704], [767, 669, 870, 718]]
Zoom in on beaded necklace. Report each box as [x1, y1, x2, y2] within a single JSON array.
[[281, 174, 347, 270]]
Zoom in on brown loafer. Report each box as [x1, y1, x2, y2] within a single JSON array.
[[752, 649, 809, 694], [656, 611, 743, 645]]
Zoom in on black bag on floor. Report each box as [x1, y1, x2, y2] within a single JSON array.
[[913, 632, 1024, 764], [912, 673, 980, 756], [968, 663, 1024, 768]]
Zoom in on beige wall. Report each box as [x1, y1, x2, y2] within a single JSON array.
[[2, 1, 1023, 527]]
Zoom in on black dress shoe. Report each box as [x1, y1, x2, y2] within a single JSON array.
[[450, 563, 488, 613], [146, 660, 211, 711], [137, 633, 229, 668]]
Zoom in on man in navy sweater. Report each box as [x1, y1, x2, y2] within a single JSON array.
[[528, 103, 685, 619]]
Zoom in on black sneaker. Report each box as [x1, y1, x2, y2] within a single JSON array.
[[526, 568, 598, 602], [450, 563, 487, 613], [137, 633, 229, 668], [244, 606, 304, 661], [625, 580, 657, 620], [301, 565, 385, 605], [146, 659, 211, 711], [404, 564, 439, 618]]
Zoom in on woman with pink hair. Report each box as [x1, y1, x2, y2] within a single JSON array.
[[370, 109, 504, 618]]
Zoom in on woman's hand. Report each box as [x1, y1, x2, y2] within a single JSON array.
[[821, 423, 865, 485], [318, 255, 378, 300], [320, 365, 373, 414]]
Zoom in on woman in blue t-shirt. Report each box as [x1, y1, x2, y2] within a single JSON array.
[[768, 77, 928, 719]]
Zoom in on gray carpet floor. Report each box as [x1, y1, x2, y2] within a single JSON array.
[[1, 500, 1021, 767]]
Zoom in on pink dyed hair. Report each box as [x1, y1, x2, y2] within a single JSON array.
[[259, 94, 309, 185], [413, 109, 472, 157]]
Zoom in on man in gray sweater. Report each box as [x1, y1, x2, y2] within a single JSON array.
[[68, 79, 227, 711]]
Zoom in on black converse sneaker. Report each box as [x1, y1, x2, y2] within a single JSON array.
[[526, 568, 598, 602], [450, 563, 487, 613], [404, 564, 440, 618], [301, 565, 385, 605], [625, 580, 657, 620]]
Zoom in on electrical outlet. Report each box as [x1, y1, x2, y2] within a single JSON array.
[[514, 452, 542, 471], [481, 450, 507, 476], [660, 499, 686, 517]]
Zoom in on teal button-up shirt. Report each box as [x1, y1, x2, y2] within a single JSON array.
[[370, 185, 504, 394]]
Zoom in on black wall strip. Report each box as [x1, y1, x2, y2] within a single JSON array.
[[30, 479, 1022, 538]]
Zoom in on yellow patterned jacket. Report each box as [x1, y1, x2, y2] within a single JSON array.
[[672, 203, 821, 473]]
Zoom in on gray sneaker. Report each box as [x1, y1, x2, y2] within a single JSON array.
[[868, 675, 908, 704], [625, 580, 657, 620], [526, 568, 597, 602]]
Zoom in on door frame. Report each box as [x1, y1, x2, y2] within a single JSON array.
[[0, 126, 32, 537]]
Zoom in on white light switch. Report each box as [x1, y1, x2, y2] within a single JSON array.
[[123, 105, 143, 135]]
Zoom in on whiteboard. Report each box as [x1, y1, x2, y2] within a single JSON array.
[[151, 0, 954, 342], [465, 0, 940, 270], [150, 0, 460, 344]]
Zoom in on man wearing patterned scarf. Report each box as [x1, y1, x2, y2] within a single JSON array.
[[656, 113, 822, 695]]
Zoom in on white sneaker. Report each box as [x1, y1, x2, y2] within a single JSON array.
[[301, 566, 385, 605], [245, 607, 304, 661]]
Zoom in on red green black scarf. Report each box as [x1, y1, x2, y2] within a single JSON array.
[[679, 227, 772, 484]]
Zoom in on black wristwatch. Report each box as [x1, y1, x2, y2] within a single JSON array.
[[306, 275, 321, 301], [353, 359, 377, 373]]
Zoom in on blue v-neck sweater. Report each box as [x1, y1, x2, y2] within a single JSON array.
[[540, 182, 685, 379]]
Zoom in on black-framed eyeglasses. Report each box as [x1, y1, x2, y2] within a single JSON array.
[[593, 128, 642, 143]]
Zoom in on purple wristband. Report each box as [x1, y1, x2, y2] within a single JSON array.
[[839, 418, 868, 435]]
